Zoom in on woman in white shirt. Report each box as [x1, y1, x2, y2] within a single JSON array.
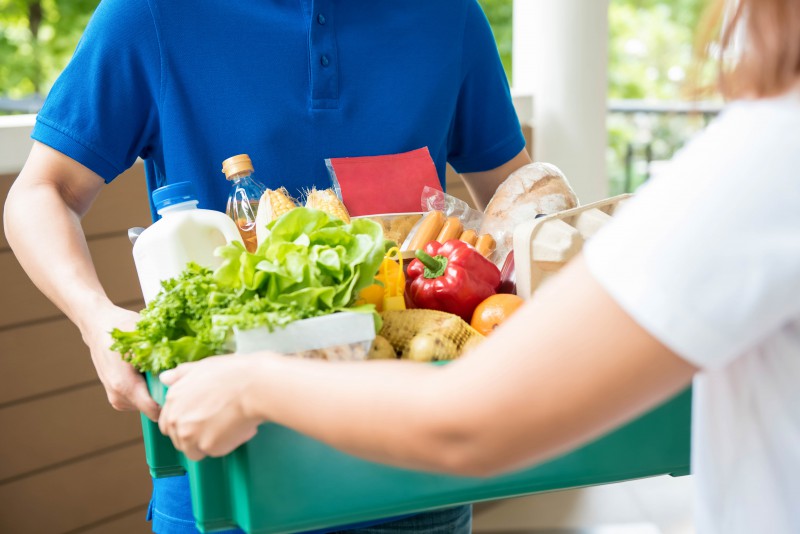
[[157, 1, 800, 532]]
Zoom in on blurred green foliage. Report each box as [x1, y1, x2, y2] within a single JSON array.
[[1, 1, 509, 97], [477, 0, 714, 193], [606, 0, 717, 194], [0, 0, 99, 97], [480, 0, 709, 98], [0, 0, 705, 100], [0, 0, 513, 98], [609, 1, 698, 100], [478, 0, 513, 83], [1, 0, 715, 194]]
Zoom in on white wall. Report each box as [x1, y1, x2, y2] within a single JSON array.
[[0, 115, 35, 175], [513, 0, 610, 203]]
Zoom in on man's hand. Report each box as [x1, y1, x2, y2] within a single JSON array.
[[158, 354, 267, 460], [460, 148, 531, 210], [5, 143, 161, 419], [84, 305, 160, 421]]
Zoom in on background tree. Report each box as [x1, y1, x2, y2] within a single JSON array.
[[0, 0, 98, 98], [606, 0, 714, 193], [478, 0, 513, 82], [1, 0, 713, 193]]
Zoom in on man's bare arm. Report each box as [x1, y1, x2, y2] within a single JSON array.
[[459, 148, 532, 210], [4, 142, 159, 419]]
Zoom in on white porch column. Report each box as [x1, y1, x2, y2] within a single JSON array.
[[513, 0, 610, 203], [0, 115, 35, 175]]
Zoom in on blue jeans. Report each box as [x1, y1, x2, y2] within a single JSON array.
[[148, 475, 472, 533], [330, 504, 472, 533]]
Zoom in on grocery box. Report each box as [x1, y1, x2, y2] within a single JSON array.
[[139, 193, 691, 533], [142, 378, 689, 534]]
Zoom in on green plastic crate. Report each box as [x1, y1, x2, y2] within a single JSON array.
[[142, 373, 691, 534]]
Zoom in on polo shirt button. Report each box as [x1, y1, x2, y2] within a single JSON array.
[[317, 13, 326, 25], [320, 54, 330, 67]]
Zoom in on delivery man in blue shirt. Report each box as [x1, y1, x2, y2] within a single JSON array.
[[4, 0, 531, 531]]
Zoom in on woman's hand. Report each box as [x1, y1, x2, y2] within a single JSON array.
[[158, 354, 270, 461]]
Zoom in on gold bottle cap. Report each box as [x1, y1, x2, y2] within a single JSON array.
[[222, 154, 254, 180]]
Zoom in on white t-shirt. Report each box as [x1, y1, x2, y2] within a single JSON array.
[[584, 91, 800, 534]]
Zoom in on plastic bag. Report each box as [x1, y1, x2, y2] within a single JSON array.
[[401, 186, 509, 265], [420, 186, 484, 231], [353, 212, 423, 249]]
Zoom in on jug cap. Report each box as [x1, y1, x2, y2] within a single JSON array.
[[152, 182, 197, 212], [222, 154, 254, 180]]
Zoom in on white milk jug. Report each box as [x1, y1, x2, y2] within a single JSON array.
[[132, 181, 243, 304]]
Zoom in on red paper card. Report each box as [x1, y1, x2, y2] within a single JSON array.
[[326, 147, 443, 216]]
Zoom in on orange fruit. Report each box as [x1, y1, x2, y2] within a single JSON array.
[[470, 294, 525, 335]]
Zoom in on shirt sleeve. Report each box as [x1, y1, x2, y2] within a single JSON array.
[[31, 0, 161, 182], [584, 98, 800, 370], [446, 0, 525, 174]]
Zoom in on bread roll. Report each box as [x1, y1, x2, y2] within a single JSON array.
[[481, 162, 578, 252]]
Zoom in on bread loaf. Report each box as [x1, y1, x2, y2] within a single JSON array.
[[481, 163, 579, 252]]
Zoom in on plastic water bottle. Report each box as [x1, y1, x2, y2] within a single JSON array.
[[132, 182, 243, 304]]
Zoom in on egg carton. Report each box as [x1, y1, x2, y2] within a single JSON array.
[[513, 194, 633, 299]]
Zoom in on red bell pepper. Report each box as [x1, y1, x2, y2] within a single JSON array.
[[406, 239, 501, 321]]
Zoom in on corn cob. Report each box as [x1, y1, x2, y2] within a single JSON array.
[[255, 188, 297, 244], [305, 188, 351, 223], [267, 188, 297, 217]]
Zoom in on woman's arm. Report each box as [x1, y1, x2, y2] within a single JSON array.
[[160, 255, 695, 473], [4, 142, 160, 420]]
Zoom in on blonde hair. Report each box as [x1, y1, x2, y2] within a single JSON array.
[[697, 0, 800, 99]]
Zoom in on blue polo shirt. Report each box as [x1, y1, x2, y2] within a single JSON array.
[[34, 0, 523, 216], [32, 0, 523, 532]]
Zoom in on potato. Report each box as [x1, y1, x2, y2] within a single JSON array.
[[404, 332, 459, 362], [380, 309, 481, 357], [368, 335, 397, 360]]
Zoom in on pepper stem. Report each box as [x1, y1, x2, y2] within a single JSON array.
[[415, 250, 448, 279]]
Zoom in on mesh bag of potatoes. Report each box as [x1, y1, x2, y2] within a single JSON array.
[[370, 309, 485, 362]]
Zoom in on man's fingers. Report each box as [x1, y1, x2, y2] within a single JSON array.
[[107, 392, 136, 412], [133, 381, 161, 422], [158, 400, 172, 436], [102, 368, 160, 420]]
